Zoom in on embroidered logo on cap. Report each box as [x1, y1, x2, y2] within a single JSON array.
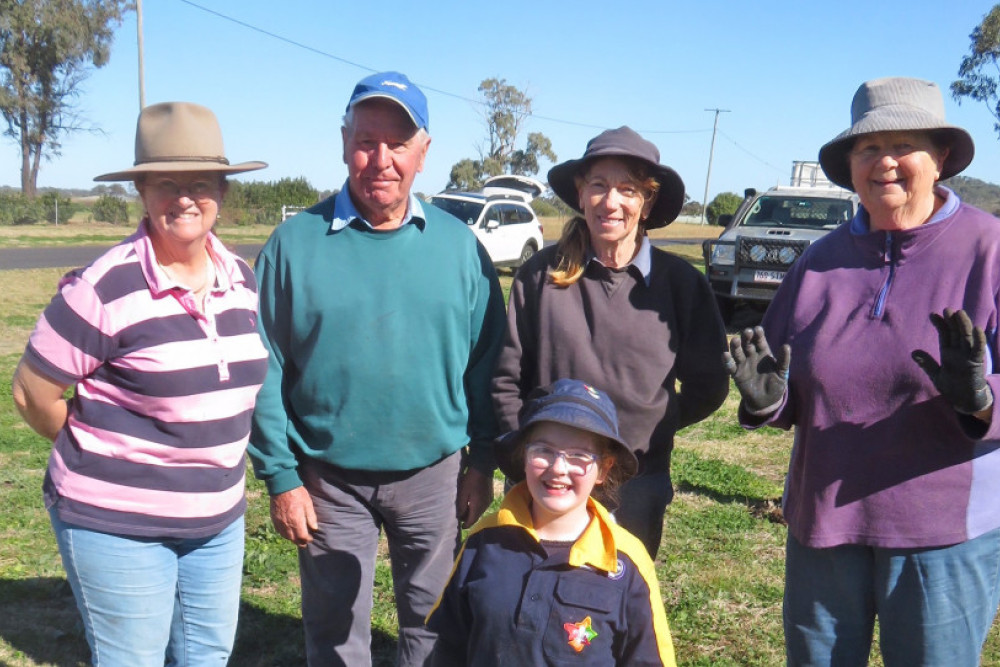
[[583, 384, 600, 399], [563, 615, 598, 652], [382, 80, 407, 90]]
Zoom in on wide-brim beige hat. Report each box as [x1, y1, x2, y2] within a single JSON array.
[[94, 102, 267, 181], [818, 77, 974, 191]]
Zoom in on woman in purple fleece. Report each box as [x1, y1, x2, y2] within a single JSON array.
[[726, 77, 1000, 666]]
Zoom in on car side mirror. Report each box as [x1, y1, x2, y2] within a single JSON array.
[[718, 214, 733, 227], [485, 219, 500, 231]]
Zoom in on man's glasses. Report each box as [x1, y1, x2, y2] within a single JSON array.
[[525, 443, 600, 476]]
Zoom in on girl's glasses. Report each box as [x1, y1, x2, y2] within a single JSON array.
[[525, 443, 599, 476]]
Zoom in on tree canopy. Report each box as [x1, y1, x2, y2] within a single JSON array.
[[952, 4, 1000, 138], [446, 78, 556, 191], [0, 0, 132, 197], [223, 176, 319, 225], [706, 191, 742, 225]]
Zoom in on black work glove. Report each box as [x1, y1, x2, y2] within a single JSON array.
[[723, 326, 791, 415], [912, 308, 993, 415]]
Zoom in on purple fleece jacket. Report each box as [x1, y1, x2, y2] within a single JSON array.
[[756, 189, 1000, 548]]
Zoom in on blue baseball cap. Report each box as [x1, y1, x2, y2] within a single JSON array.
[[346, 71, 428, 131], [495, 379, 637, 482]]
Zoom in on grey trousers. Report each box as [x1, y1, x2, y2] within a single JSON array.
[[298, 451, 462, 666]]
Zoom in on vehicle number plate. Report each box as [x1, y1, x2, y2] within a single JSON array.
[[754, 270, 785, 284]]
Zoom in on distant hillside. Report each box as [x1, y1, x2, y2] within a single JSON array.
[[943, 175, 1000, 216]]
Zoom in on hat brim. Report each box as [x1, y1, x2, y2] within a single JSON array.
[[818, 116, 974, 191], [94, 160, 268, 182], [548, 154, 685, 230], [494, 420, 638, 483]]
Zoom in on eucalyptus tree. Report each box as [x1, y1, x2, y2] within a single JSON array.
[[952, 4, 1000, 139], [0, 0, 132, 196], [446, 78, 556, 191]]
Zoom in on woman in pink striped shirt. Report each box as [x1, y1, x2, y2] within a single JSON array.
[[11, 102, 269, 666]]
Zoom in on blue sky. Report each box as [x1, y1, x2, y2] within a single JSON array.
[[2, 0, 999, 204]]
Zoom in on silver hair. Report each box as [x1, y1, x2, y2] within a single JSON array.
[[342, 104, 429, 142]]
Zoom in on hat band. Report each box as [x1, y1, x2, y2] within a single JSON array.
[[134, 155, 231, 166]]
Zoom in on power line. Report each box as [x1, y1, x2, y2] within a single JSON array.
[[717, 130, 784, 173], [176, 0, 378, 78], [173, 0, 719, 136], [175, 0, 790, 193]]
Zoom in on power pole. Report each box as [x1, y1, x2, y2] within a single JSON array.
[[701, 108, 730, 225], [137, 0, 145, 109]]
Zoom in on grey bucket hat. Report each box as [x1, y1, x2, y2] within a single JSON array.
[[494, 379, 638, 483], [547, 126, 685, 229], [94, 102, 267, 182], [818, 77, 974, 191]]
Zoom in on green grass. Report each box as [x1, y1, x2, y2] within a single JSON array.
[[0, 218, 719, 249], [1, 232, 999, 665]]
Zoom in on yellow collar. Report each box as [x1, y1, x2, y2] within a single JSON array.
[[492, 482, 620, 574]]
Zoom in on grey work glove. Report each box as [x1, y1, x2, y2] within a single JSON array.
[[912, 308, 994, 415], [723, 326, 791, 416]]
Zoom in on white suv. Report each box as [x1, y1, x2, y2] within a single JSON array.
[[430, 175, 545, 268]]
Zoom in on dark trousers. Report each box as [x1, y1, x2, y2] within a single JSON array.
[[611, 470, 673, 558], [298, 451, 462, 666]]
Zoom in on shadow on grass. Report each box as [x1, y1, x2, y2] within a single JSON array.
[[0, 578, 397, 666], [232, 601, 397, 666], [674, 481, 786, 525], [0, 576, 88, 666]]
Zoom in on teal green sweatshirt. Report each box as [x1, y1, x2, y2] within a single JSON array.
[[249, 195, 506, 495]]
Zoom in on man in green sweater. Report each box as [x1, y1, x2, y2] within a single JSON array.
[[249, 71, 506, 666]]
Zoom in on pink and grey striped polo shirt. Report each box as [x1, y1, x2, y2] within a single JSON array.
[[25, 223, 268, 538]]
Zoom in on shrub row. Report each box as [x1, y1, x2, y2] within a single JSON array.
[[0, 177, 323, 226]]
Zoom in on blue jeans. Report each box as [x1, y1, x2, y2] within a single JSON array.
[[49, 509, 244, 667], [784, 528, 1000, 666]]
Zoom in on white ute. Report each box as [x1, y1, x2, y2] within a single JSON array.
[[702, 161, 858, 323]]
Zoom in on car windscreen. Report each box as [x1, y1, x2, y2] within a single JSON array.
[[430, 197, 484, 225], [744, 196, 853, 229]]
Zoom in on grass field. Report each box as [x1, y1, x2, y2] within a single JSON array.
[[0, 220, 276, 248], [0, 215, 720, 249], [1, 223, 997, 666]]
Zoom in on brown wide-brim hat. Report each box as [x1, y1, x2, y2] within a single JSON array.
[[548, 126, 685, 229], [94, 102, 267, 182], [818, 77, 974, 191]]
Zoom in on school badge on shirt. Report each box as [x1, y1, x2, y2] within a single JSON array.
[[564, 615, 598, 652]]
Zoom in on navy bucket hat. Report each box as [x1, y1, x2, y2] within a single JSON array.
[[495, 379, 638, 482]]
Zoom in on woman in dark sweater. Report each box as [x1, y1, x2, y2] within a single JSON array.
[[492, 126, 729, 557]]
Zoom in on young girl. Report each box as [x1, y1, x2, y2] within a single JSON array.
[[426, 379, 677, 666]]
